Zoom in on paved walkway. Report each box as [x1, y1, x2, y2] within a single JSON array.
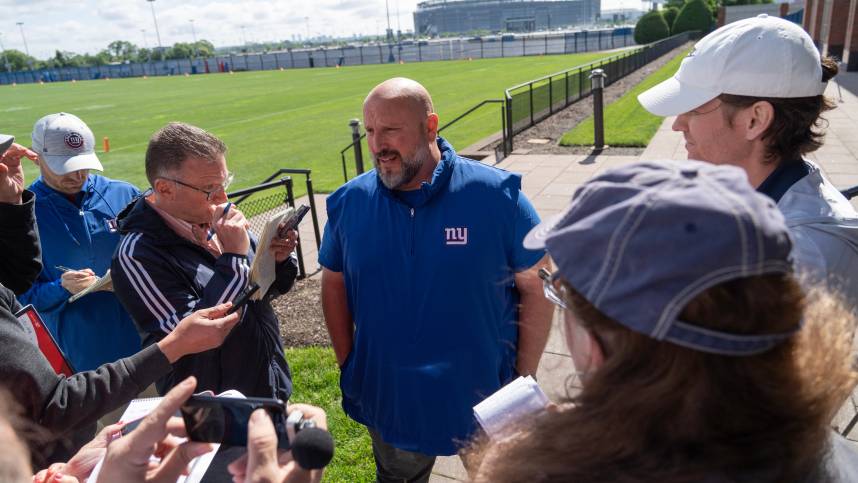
[[285, 72, 858, 482]]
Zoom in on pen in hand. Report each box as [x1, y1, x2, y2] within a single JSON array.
[[207, 202, 232, 241], [55, 265, 75, 273]]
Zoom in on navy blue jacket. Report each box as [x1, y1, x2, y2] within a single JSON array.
[[19, 175, 141, 371], [111, 195, 295, 400]]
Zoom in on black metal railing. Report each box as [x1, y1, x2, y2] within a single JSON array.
[[503, 31, 697, 153], [227, 169, 322, 279]]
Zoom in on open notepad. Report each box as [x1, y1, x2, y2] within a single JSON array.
[[68, 269, 112, 303], [86, 389, 245, 483]]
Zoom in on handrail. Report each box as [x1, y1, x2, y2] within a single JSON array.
[[504, 31, 694, 100], [438, 99, 504, 133]]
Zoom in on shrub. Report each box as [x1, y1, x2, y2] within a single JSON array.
[[634, 11, 671, 44], [672, 0, 714, 35]]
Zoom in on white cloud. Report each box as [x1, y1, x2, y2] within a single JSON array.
[[3, 0, 637, 59]]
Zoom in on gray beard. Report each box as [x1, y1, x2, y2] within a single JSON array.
[[374, 145, 429, 190]]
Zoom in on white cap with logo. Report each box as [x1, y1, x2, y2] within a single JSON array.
[[31, 112, 103, 175], [638, 15, 827, 117]]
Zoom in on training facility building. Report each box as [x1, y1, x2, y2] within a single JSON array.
[[413, 0, 601, 36], [802, 0, 858, 70]]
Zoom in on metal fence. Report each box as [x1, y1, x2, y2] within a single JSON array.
[[503, 30, 696, 153], [227, 169, 322, 279], [0, 28, 635, 86]]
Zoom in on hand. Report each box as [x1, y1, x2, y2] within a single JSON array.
[[32, 464, 80, 483], [0, 142, 36, 205], [156, 302, 240, 363], [227, 403, 328, 483], [61, 269, 97, 295], [271, 229, 298, 263], [96, 278, 114, 292], [213, 203, 250, 255], [66, 422, 124, 480], [96, 377, 213, 483]]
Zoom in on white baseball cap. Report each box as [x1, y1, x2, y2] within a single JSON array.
[[31, 112, 103, 175], [638, 15, 827, 117]]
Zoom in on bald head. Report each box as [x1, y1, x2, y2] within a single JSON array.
[[362, 77, 441, 190], [364, 77, 434, 118]]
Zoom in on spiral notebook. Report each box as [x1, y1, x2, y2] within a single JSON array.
[[84, 390, 244, 483]]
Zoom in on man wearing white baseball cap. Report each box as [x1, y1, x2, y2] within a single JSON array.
[[19, 113, 142, 372], [638, 14, 858, 306]]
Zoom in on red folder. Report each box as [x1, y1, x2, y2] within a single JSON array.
[[15, 304, 75, 376]]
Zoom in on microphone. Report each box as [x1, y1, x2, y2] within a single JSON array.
[[291, 427, 335, 470]]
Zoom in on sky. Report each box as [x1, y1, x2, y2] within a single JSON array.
[[3, 0, 641, 60]]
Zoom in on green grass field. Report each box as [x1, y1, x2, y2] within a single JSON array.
[[287, 346, 374, 482], [5, 52, 610, 195], [559, 48, 689, 147]]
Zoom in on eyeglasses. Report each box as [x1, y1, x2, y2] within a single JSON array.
[[163, 172, 234, 201], [538, 267, 568, 310]]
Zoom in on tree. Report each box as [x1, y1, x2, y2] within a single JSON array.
[[663, 6, 680, 32], [107, 40, 138, 62], [634, 11, 671, 44], [1, 49, 38, 71], [673, 0, 714, 34]]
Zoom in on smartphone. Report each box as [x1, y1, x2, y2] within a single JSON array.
[[277, 205, 310, 238], [181, 395, 291, 449]]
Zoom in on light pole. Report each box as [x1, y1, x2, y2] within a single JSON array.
[[16, 22, 30, 57], [0, 33, 10, 73], [189, 19, 197, 58], [146, 0, 163, 50], [240, 25, 248, 48]]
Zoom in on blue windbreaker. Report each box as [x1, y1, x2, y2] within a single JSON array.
[[19, 174, 142, 371], [319, 138, 544, 455]]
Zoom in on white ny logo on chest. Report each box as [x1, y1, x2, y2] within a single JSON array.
[[444, 227, 468, 245]]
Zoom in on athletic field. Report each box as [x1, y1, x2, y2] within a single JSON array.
[[5, 51, 609, 193]]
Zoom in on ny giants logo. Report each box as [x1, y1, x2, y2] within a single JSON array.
[[64, 132, 84, 149], [444, 227, 468, 245]]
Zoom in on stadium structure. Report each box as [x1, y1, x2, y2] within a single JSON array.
[[413, 0, 601, 35]]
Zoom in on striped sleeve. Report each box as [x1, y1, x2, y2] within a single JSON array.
[[112, 233, 249, 338]]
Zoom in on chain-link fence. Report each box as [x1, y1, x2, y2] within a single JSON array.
[[502, 31, 697, 153], [227, 170, 322, 279], [0, 28, 635, 86]]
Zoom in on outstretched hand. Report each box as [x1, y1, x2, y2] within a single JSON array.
[[0, 142, 37, 204]]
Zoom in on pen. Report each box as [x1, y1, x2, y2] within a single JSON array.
[[207, 202, 232, 241], [55, 265, 75, 273]]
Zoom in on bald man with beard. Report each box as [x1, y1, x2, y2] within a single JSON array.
[[319, 78, 553, 482]]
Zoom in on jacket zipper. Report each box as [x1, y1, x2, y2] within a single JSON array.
[[409, 207, 415, 255]]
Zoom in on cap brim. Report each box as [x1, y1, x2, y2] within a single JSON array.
[[0, 134, 13, 156], [524, 213, 563, 250], [43, 153, 103, 175], [637, 76, 721, 117]]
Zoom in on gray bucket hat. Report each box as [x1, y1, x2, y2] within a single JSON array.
[[525, 159, 797, 356]]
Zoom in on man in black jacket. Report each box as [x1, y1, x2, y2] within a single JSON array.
[[111, 122, 298, 401], [0, 134, 241, 466]]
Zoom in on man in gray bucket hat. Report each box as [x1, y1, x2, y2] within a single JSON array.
[[471, 159, 858, 482]]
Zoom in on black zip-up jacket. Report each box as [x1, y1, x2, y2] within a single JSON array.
[[111, 196, 295, 401], [0, 191, 172, 467]]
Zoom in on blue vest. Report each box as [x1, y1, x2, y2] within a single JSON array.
[[319, 138, 543, 455]]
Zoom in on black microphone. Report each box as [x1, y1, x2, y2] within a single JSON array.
[[291, 427, 335, 470]]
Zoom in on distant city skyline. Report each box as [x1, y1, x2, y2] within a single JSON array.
[[2, 0, 645, 60]]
